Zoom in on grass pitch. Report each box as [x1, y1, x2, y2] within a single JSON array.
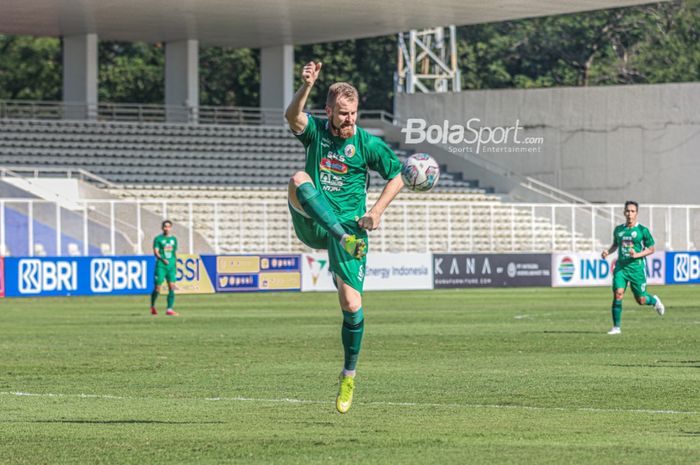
[[0, 287, 698, 465]]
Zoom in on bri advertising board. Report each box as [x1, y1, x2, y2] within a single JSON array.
[[552, 252, 665, 287], [4, 256, 155, 297], [301, 253, 433, 291], [665, 251, 700, 284], [0, 257, 4, 298]]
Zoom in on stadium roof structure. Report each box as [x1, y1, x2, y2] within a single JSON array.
[[2, 0, 659, 47]]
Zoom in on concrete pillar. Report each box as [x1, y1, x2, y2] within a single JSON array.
[[63, 34, 98, 120], [165, 40, 199, 123], [261, 45, 294, 125]]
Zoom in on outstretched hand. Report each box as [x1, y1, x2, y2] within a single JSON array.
[[302, 61, 322, 87]]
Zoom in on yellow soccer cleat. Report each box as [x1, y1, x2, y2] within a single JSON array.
[[341, 234, 366, 260], [336, 373, 355, 414]]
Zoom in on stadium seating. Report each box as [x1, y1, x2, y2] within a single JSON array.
[[0, 118, 480, 191], [0, 118, 598, 253]]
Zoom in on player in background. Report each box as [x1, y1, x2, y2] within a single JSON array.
[[285, 61, 404, 413], [601, 201, 664, 334], [150, 220, 179, 316]]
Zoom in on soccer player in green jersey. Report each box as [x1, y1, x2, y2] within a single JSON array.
[[285, 61, 404, 413], [601, 201, 664, 334], [150, 220, 179, 316]]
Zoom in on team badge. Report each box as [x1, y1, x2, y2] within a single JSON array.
[[631, 231, 638, 238], [344, 144, 356, 158]]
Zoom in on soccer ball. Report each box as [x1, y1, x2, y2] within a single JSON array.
[[401, 153, 440, 192]]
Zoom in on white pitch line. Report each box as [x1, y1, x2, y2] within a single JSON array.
[[1, 391, 696, 416]]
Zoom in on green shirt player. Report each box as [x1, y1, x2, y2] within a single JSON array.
[[150, 220, 179, 316], [601, 201, 664, 334], [285, 61, 404, 413]]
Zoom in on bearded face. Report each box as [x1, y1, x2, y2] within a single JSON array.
[[326, 96, 357, 139]]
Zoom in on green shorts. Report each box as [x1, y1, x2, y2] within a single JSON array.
[[155, 265, 177, 286], [289, 202, 367, 294], [612, 266, 648, 297]]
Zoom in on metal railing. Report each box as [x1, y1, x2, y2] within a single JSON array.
[[1, 198, 697, 257], [0, 99, 395, 126], [1, 166, 121, 191]]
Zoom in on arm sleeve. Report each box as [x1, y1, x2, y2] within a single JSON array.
[[365, 135, 402, 180], [152, 237, 159, 251], [291, 114, 319, 147], [643, 226, 655, 247], [174, 237, 178, 254]]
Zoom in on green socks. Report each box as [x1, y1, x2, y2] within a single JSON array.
[[612, 300, 622, 327], [151, 288, 175, 310], [296, 183, 347, 241], [167, 289, 175, 309], [342, 308, 365, 372], [644, 294, 657, 306]]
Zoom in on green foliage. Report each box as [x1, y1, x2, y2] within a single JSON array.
[[631, 0, 700, 83], [294, 36, 397, 111], [456, 2, 699, 89], [0, 1, 698, 111], [98, 41, 164, 103], [0, 35, 61, 100], [200, 47, 259, 107]]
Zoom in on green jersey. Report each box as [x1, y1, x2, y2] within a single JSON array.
[[153, 234, 178, 268], [294, 115, 402, 221], [613, 223, 654, 271]]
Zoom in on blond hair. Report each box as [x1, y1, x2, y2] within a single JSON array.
[[326, 82, 359, 107]]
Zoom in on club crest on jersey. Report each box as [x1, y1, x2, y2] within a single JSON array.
[[344, 144, 356, 158], [631, 231, 638, 238], [320, 157, 348, 175]]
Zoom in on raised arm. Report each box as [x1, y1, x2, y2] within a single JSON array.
[[285, 61, 322, 133]]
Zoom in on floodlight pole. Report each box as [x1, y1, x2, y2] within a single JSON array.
[[396, 25, 461, 95]]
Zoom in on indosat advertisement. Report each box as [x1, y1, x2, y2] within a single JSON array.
[[552, 252, 665, 287]]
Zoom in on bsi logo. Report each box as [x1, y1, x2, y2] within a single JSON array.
[[674, 253, 700, 282], [91, 259, 148, 292], [18, 259, 77, 294], [177, 257, 200, 282]]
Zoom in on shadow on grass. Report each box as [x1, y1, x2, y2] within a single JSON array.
[[609, 362, 699, 369], [542, 330, 600, 334], [6, 419, 226, 425]]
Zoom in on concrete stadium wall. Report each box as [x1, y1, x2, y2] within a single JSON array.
[[395, 82, 700, 204]]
